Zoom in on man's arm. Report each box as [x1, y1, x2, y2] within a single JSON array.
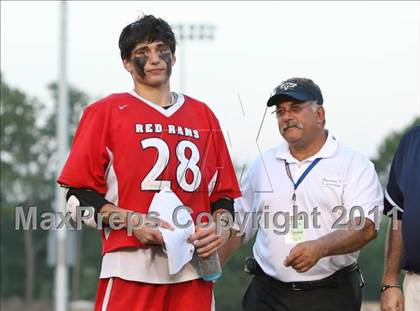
[[219, 232, 244, 266], [284, 218, 377, 272], [284, 154, 384, 273], [317, 217, 377, 255], [380, 132, 406, 311], [380, 220, 404, 311]]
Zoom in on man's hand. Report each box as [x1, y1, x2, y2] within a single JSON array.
[[130, 213, 173, 246], [189, 223, 230, 258], [380, 287, 404, 311], [284, 240, 325, 273]]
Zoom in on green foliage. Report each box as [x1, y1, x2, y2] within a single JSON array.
[[215, 241, 254, 310], [0, 207, 26, 298], [358, 220, 387, 301], [78, 228, 102, 300], [372, 116, 420, 186], [1, 75, 49, 203], [1, 75, 53, 300], [1, 74, 101, 302]]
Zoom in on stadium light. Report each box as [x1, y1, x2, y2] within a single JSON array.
[[171, 23, 216, 92]]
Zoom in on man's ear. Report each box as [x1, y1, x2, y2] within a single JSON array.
[[123, 58, 132, 73], [317, 106, 326, 127], [171, 54, 176, 66]]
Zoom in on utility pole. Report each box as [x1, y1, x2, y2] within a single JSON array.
[[55, 1, 69, 310]]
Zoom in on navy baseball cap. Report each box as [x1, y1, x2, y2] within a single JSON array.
[[267, 78, 323, 107]]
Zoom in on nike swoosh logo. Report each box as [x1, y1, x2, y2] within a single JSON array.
[[119, 105, 128, 110]]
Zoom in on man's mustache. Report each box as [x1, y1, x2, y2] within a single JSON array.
[[280, 120, 304, 134]]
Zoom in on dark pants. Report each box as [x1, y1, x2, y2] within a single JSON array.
[[242, 268, 363, 311]]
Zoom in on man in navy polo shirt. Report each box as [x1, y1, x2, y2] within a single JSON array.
[[380, 126, 420, 311]]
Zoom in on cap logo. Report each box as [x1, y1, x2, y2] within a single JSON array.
[[279, 82, 297, 91]]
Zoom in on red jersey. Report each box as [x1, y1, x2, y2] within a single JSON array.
[[58, 91, 240, 254]]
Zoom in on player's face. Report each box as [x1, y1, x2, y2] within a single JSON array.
[[274, 100, 324, 146], [124, 41, 175, 87]]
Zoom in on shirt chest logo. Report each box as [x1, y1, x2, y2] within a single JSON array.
[[322, 178, 342, 188]]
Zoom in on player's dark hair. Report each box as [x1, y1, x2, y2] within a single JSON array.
[[119, 15, 176, 60]]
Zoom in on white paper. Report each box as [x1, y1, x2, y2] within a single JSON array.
[[148, 187, 195, 275]]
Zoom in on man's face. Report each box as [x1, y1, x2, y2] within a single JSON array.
[[274, 99, 324, 145], [124, 41, 175, 87]]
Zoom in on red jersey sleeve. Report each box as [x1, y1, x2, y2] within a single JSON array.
[[57, 106, 111, 194], [208, 115, 241, 203]]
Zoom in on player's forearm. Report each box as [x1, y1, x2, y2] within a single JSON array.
[[316, 218, 377, 258], [65, 187, 128, 226], [99, 203, 131, 227], [382, 220, 403, 284], [219, 232, 244, 265]]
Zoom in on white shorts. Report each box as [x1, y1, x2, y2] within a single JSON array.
[[404, 271, 420, 311]]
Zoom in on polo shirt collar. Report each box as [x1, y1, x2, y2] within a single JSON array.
[[275, 131, 339, 163]]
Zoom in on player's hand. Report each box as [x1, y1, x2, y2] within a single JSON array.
[[130, 213, 173, 246], [284, 240, 325, 273], [188, 223, 230, 258], [380, 287, 404, 311]]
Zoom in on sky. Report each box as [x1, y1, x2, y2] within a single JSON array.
[[1, 1, 419, 164]]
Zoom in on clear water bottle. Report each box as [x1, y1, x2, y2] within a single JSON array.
[[196, 251, 222, 281]]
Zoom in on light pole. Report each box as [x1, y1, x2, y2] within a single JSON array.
[[171, 23, 215, 93], [55, 1, 69, 310]]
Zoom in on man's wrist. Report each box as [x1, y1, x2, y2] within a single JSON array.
[[381, 273, 401, 293], [382, 274, 401, 286], [314, 239, 328, 258], [380, 283, 401, 293]]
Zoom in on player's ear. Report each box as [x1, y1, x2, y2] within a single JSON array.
[[171, 54, 176, 66], [123, 58, 133, 73]]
